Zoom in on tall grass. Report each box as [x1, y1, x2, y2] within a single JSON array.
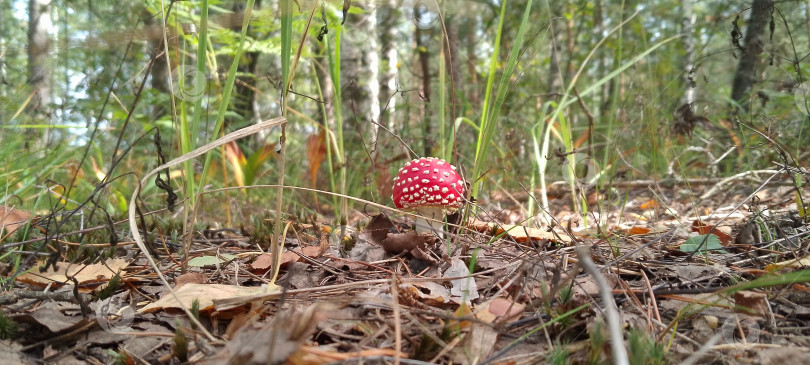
[[472, 0, 534, 198], [533, 10, 680, 225]]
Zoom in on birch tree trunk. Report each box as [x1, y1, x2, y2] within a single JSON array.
[[27, 0, 52, 119]]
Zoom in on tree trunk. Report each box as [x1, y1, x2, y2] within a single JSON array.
[[27, 0, 52, 119], [378, 2, 399, 130], [365, 7, 381, 152], [415, 7, 432, 157], [681, 0, 697, 106], [730, 0, 773, 116], [231, 2, 261, 128]]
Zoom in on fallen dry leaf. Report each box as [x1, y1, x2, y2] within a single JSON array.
[[734, 290, 770, 317], [401, 282, 450, 306], [475, 297, 525, 324], [251, 246, 327, 272], [469, 220, 571, 244], [138, 283, 264, 313], [0, 206, 31, 238], [16, 258, 130, 290]]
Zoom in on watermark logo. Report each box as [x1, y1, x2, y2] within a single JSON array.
[[794, 81, 810, 116], [412, 0, 440, 29], [721, 315, 760, 346], [95, 297, 135, 334], [171, 65, 207, 102], [560, 152, 601, 189]]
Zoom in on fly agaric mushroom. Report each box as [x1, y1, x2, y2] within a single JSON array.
[[392, 157, 465, 233]]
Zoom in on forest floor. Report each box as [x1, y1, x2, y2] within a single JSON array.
[[2, 173, 810, 364]]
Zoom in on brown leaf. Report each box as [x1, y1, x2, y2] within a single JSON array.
[[475, 297, 525, 324], [692, 219, 733, 245], [174, 272, 207, 289], [364, 213, 395, 246], [469, 220, 571, 244], [251, 246, 327, 272], [624, 226, 650, 235], [16, 258, 130, 290], [138, 283, 264, 313], [734, 291, 770, 317], [306, 129, 327, 187], [380, 231, 425, 253], [0, 206, 31, 238]]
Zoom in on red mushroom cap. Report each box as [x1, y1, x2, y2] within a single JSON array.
[[392, 157, 465, 212]]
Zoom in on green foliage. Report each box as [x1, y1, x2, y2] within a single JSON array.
[[680, 234, 725, 254], [546, 344, 571, 365], [173, 325, 189, 362], [95, 271, 123, 300], [627, 328, 666, 365], [0, 310, 18, 340]]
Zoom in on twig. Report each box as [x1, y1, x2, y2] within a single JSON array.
[[575, 245, 629, 365]]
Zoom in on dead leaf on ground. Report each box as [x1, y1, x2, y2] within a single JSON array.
[[203, 303, 338, 365], [138, 283, 266, 314], [400, 282, 451, 306], [734, 291, 770, 317], [381, 231, 425, 253], [475, 297, 525, 324], [469, 220, 572, 245], [364, 213, 395, 246], [16, 258, 130, 290], [174, 272, 207, 288], [251, 245, 327, 272], [692, 219, 733, 244], [15, 301, 86, 333], [0, 206, 31, 238]]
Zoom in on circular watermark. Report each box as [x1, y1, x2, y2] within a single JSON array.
[[87, 1, 133, 22], [95, 297, 135, 334], [411, 0, 440, 30], [794, 81, 810, 116], [171, 65, 207, 102], [560, 153, 600, 189], [721, 315, 760, 346]]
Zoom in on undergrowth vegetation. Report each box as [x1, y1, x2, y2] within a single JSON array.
[[1, 0, 809, 363]]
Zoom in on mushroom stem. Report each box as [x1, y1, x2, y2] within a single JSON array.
[[413, 207, 445, 235]]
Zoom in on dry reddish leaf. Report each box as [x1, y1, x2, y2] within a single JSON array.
[[138, 283, 263, 313], [475, 297, 525, 324], [306, 129, 327, 187], [251, 246, 327, 272], [174, 272, 207, 289], [624, 226, 650, 235], [380, 231, 425, 253], [692, 219, 733, 245], [0, 206, 31, 237], [16, 258, 130, 290], [640, 199, 659, 209], [734, 291, 771, 317]]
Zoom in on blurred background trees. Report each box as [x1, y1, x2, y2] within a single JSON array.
[[2, 0, 808, 219]]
